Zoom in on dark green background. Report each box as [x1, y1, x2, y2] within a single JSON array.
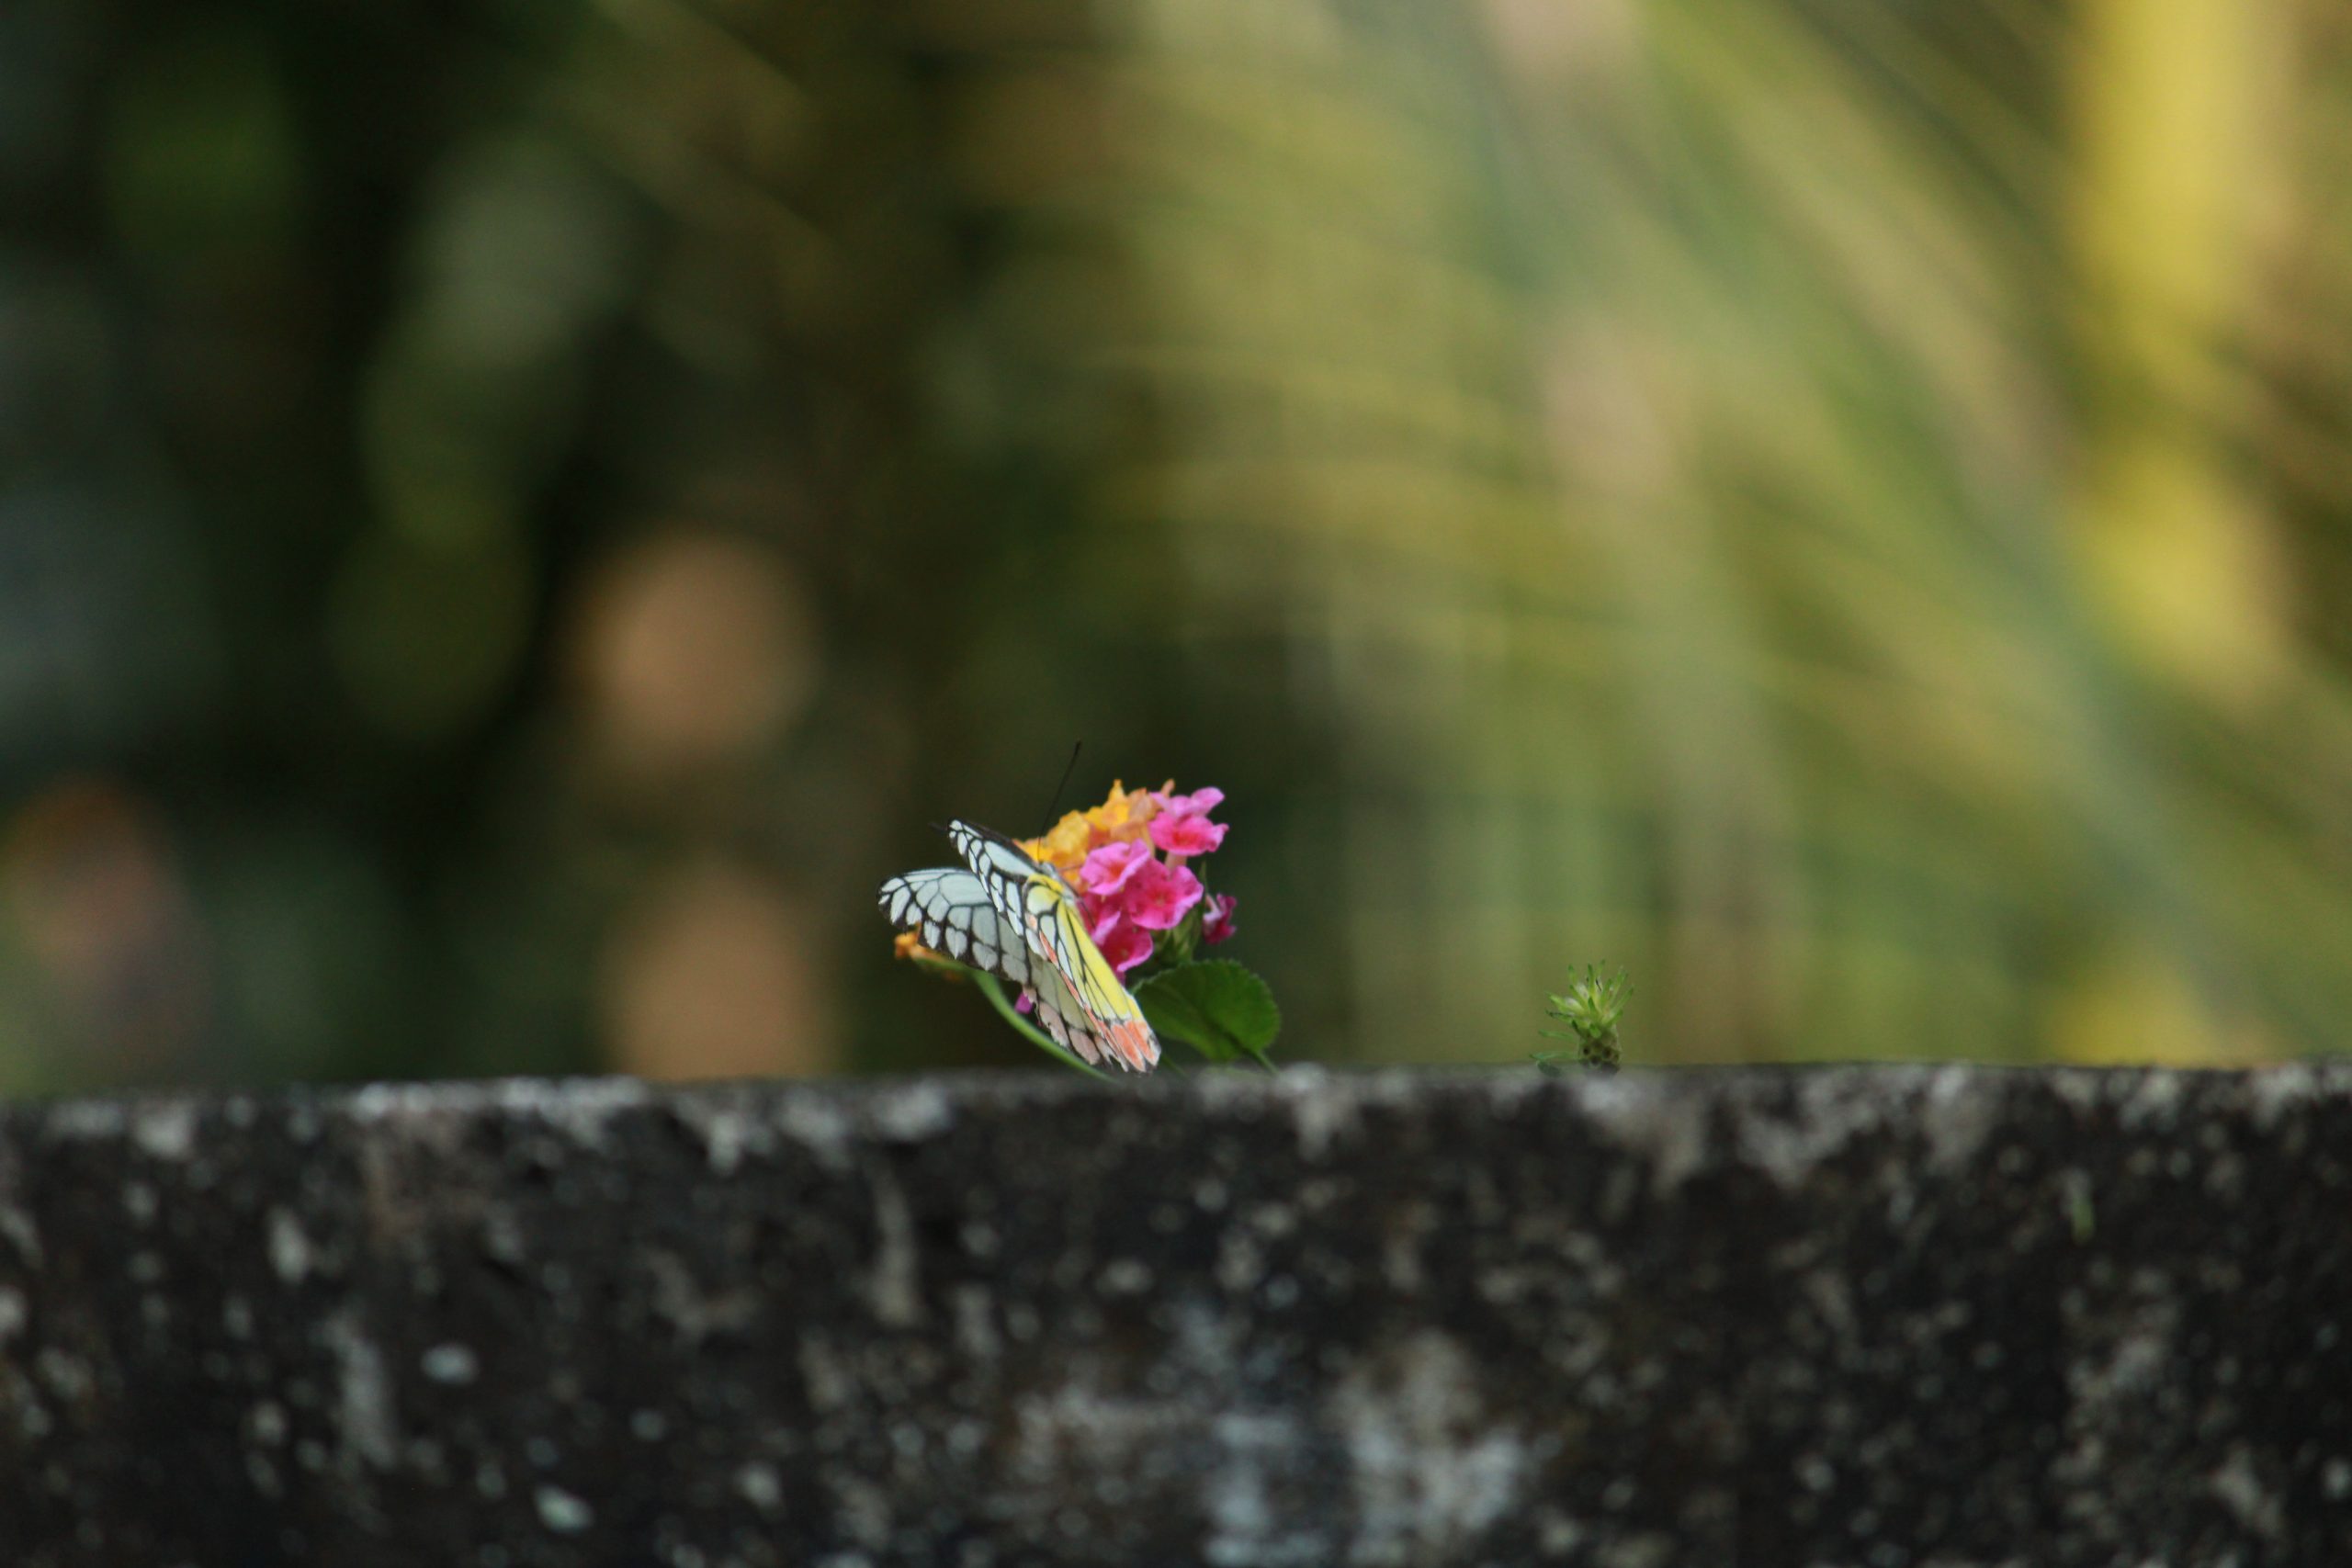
[[3, 0, 2346, 1088]]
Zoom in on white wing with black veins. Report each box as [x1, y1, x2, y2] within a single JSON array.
[[877, 866, 1030, 988], [946, 820, 1060, 925]]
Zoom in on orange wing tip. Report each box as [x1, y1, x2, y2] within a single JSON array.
[[1103, 1016, 1159, 1073]]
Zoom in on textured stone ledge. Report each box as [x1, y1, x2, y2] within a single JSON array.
[[2, 1066, 2349, 1565]]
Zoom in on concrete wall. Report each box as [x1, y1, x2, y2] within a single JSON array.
[[2, 1066, 2347, 1564]]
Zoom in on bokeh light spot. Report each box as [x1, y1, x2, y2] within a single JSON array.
[[599, 861, 835, 1080], [568, 531, 818, 785]]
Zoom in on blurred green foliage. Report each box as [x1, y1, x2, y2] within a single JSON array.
[[1, 0, 2348, 1089]]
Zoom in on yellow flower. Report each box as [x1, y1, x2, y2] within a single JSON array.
[[894, 930, 968, 980], [1091, 779, 1167, 843], [1025, 811, 1094, 874], [1022, 780, 1168, 872]]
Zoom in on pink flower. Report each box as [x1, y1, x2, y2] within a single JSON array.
[[1080, 840, 1153, 897], [1150, 809, 1227, 857], [1091, 910, 1155, 976], [1116, 858, 1203, 931], [1148, 785, 1228, 856], [1202, 893, 1238, 944], [1152, 785, 1225, 816]]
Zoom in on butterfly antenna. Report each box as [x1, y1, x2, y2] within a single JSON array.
[[1038, 740, 1083, 829]]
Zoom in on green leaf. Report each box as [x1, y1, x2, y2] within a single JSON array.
[[1136, 959, 1281, 1067]]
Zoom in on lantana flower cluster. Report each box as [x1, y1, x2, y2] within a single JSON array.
[[1024, 780, 1237, 977]]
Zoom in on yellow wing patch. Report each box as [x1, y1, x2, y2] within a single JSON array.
[[1020, 874, 1159, 1072]]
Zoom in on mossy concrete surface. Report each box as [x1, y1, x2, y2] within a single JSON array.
[[1, 1066, 2348, 1565]]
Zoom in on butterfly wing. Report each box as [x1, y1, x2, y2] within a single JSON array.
[[1023, 879, 1161, 1072], [945, 820, 1050, 925], [945, 819, 1160, 1073], [877, 866, 1030, 989]]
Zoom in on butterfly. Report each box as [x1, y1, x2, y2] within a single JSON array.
[[879, 820, 1161, 1073]]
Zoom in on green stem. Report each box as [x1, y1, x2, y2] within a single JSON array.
[[968, 971, 1112, 1080]]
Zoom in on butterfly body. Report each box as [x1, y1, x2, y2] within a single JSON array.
[[881, 820, 1160, 1072]]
